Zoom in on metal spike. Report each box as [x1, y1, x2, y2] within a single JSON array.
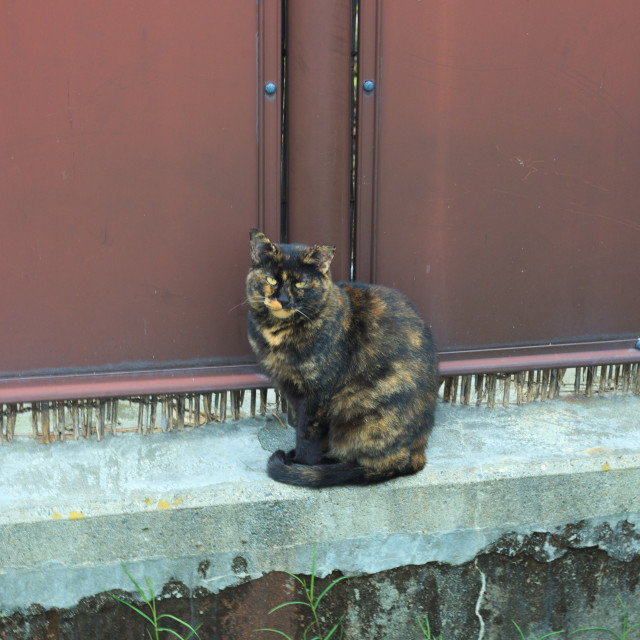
[[462, 375, 472, 405], [502, 374, 511, 407], [194, 394, 201, 426], [97, 400, 106, 440], [475, 374, 485, 406], [177, 395, 185, 430], [220, 392, 227, 423], [556, 369, 566, 398], [484, 375, 494, 408], [598, 366, 606, 395], [137, 398, 145, 434], [149, 396, 156, 432], [260, 388, 268, 415], [549, 369, 557, 399], [622, 364, 631, 393], [7, 404, 17, 442], [32, 402, 40, 439], [72, 401, 80, 440], [606, 365, 613, 390], [51, 402, 59, 440], [89, 402, 99, 441], [40, 403, 50, 443], [232, 391, 241, 420], [162, 396, 171, 432], [585, 366, 594, 397], [203, 393, 212, 423], [112, 399, 119, 434], [250, 389, 257, 417], [533, 370, 541, 401], [515, 371, 524, 405], [60, 403, 67, 438], [443, 377, 453, 403], [450, 376, 459, 406], [541, 370, 550, 402], [80, 401, 89, 438], [525, 370, 535, 403]]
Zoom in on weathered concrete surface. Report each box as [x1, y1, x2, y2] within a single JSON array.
[[0, 394, 639, 638], [2, 537, 639, 639]]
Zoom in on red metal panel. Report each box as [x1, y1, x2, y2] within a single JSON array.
[[0, 1, 281, 401], [357, 0, 640, 368], [286, 0, 353, 280]]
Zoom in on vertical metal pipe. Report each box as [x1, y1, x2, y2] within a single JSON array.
[[286, 0, 353, 279], [259, 0, 283, 241]]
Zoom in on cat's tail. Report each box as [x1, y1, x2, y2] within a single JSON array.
[[266, 450, 406, 488]]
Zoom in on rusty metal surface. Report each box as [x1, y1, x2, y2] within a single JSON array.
[[0, 1, 281, 400], [356, 0, 640, 363], [438, 341, 640, 377], [0, 366, 270, 405], [286, 0, 353, 280]]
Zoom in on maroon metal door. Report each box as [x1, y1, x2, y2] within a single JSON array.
[[3, 1, 640, 404], [356, 0, 640, 373], [0, 0, 281, 401]]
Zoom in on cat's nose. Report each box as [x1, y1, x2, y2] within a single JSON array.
[[277, 286, 290, 307]]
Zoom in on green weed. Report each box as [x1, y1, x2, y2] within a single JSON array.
[[512, 620, 565, 639], [568, 596, 640, 639], [108, 552, 638, 640], [416, 613, 443, 639], [109, 561, 201, 640], [255, 544, 347, 640]]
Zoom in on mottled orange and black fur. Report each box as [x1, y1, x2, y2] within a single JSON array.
[[247, 228, 438, 488]]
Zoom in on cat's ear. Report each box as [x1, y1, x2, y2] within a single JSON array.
[[303, 244, 336, 275], [249, 228, 279, 265]]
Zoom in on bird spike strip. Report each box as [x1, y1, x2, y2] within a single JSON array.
[[0, 389, 285, 444], [0, 364, 638, 444], [441, 363, 640, 407]]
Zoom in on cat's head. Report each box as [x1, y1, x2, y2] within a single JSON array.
[[246, 228, 336, 321]]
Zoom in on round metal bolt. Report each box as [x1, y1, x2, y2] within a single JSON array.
[[264, 82, 277, 95], [363, 79, 375, 93]]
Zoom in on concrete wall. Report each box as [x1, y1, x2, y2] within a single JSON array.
[[1, 395, 639, 639]]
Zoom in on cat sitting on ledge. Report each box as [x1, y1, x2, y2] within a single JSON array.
[[246, 228, 438, 488]]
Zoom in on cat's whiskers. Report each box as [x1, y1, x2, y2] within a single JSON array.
[[229, 296, 263, 313], [295, 308, 311, 321]]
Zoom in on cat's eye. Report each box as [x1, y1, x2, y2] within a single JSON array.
[[294, 281, 307, 289], [266, 276, 277, 286]]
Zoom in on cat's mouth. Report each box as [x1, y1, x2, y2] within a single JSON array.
[[264, 298, 296, 318]]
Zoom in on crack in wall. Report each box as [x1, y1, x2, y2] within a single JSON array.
[[474, 558, 487, 640]]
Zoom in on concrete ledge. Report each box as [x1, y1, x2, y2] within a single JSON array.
[[1, 395, 639, 612]]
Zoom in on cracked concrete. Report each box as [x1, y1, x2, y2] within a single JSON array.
[[474, 559, 487, 640], [0, 393, 639, 638]]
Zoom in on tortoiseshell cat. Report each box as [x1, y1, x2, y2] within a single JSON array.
[[247, 228, 438, 488]]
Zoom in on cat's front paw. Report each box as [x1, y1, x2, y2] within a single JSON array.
[[283, 448, 297, 464]]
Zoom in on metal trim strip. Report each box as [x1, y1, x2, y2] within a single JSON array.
[[1, 342, 637, 403]]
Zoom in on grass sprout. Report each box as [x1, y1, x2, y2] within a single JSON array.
[[109, 561, 201, 640], [568, 596, 639, 639], [255, 544, 347, 640], [512, 620, 565, 639], [416, 613, 444, 639]]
